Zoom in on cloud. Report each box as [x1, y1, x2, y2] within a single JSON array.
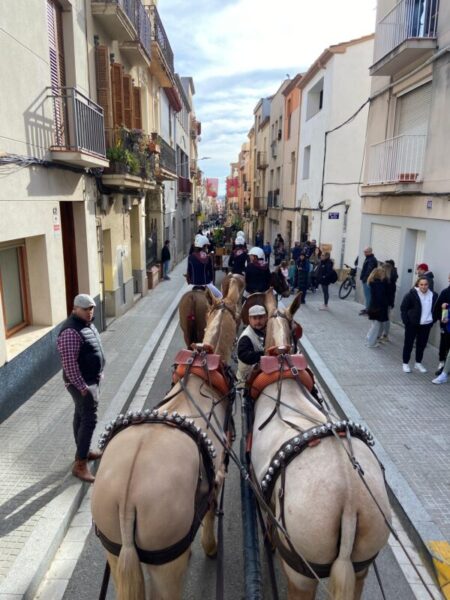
[[157, 0, 377, 192]]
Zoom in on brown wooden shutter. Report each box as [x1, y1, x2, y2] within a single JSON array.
[[132, 87, 142, 130], [47, 0, 66, 146], [123, 74, 133, 129], [111, 62, 124, 129], [95, 45, 113, 147]]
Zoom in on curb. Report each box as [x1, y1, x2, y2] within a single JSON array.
[[0, 283, 187, 600], [300, 332, 450, 599]]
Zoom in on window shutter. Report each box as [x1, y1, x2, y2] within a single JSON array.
[[132, 87, 142, 130], [395, 83, 432, 136], [95, 45, 113, 147], [123, 74, 133, 129], [111, 62, 124, 129], [47, 0, 66, 146]]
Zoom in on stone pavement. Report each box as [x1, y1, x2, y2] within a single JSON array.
[[0, 260, 189, 599], [284, 285, 450, 594]]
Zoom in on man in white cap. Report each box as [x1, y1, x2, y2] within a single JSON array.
[[187, 233, 222, 298], [57, 294, 105, 483], [237, 304, 267, 387]]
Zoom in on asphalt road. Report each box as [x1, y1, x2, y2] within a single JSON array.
[[61, 288, 416, 600]]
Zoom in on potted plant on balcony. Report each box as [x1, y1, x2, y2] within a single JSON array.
[[106, 144, 129, 174]]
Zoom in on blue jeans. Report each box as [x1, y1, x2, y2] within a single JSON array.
[[367, 321, 382, 347], [163, 260, 170, 279], [68, 384, 99, 460]]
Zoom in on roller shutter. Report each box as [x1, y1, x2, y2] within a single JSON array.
[[370, 224, 401, 264]]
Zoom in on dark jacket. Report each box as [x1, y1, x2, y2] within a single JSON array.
[[360, 254, 378, 283], [59, 315, 105, 384], [433, 285, 450, 328], [291, 246, 302, 262], [245, 262, 271, 294], [161, 245, 170, 262], [368, 279, 389, 322], [296, 258, 310, 288], [386, 267, 398, 308], [423, 270, 435, 292], [400, 288, 438, 326], [187, 251, 214, 285], [237, 329, 265, 365], [228, 248, 248, 275], [317, 258, 334, 285]]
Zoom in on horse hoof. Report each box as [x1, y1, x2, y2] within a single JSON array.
[[206, 548, 217, 559]]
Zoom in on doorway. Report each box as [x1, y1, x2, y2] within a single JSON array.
[[60, 202, 79, 316]]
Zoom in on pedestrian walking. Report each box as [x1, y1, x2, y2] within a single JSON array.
[[317, 252, 334, 310], [359, 247, 378, 315], [57, 294, 106, 483], [400, 277, 438, 373], [365, 267, 389, 348], [161, 240, 171, 280], [291, 241, 302, 263], [308, 245, 321, 291], [288, 259, 297, 293], [273, 234, 285, 266], [263, 241, 272, 265], [378, 259, 398, 342], [296, 251, 310, 303], [433, 272, 450, 375]]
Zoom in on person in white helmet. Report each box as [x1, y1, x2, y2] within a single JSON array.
[[187, 234, 222, 298], [229, 236, 249, 275], [244, 247, 271, 296]]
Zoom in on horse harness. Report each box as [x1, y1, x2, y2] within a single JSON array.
[[249, 351, 380, 579], [94, 347, 236, 566]]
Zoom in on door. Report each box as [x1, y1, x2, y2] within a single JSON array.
[[60, 202, 79, 316]]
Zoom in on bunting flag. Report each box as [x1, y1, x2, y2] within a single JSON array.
[[206, 178, 218, 198], [226, 177, 239, 198]]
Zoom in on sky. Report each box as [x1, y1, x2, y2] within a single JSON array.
[[158, 0, 378, 195]]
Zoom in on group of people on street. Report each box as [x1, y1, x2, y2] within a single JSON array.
[[360, 246, 449, 383]]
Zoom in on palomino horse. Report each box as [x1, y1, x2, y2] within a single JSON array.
[[91, 278, 242, 600], [250, 290, 391, 600], [178, 274, 244, 347]]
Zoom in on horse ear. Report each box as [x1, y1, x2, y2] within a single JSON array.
[[286, 291, 303, 320]]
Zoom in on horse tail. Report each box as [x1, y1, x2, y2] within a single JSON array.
[[116, 505, 144, 600], [328, 510, 357, 600]]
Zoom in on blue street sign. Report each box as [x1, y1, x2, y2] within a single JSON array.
[[328, 212, 339, 219]]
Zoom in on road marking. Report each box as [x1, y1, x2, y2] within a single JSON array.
[[33, 313, 180, 600]]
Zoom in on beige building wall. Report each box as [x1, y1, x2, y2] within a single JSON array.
[[361, 0, 450, 346]]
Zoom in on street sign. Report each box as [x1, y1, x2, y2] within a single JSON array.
[[328, 212, 340, 219]]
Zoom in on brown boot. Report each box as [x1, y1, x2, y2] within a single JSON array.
[[87, 449, 103, 461], [72, 459, 95, 483]]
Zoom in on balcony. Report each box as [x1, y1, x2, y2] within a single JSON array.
[[102, 128, 156, 190], [149, 4, 174, 87], [371, 0, 438, 76], [267, 191, 273, 207], [152, 133, 176, 179], [366, 134, 426, 186], [178, 176, 192, 196], [256, 150, 268, 169], [49, 87, 109, 168]]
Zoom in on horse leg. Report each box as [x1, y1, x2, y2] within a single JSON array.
[[146, 548, 190, 600], [200, 505, 217, 557], [354, 568, 369, 600]]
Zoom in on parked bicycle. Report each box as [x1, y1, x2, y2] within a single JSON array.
[[339, 263, 357, 299]]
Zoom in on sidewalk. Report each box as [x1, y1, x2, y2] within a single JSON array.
[[0, 261, 189, 599], [288, 286, 450, 594]]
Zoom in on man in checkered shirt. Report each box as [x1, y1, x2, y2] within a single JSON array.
[[57, 294, 105, 483]]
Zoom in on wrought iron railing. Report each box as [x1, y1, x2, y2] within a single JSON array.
[[48, 87, 106, 157], [374, 0, 439, 64], [367, 134, 427, 184], [152, 133, 176, 175], [149, 4, 174, 73], [257, 150, 268, 169], [96, 0, 151, 60], [178, 176, 192, 195]]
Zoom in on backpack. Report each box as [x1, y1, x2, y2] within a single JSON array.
[[329, 269, 338, 284]]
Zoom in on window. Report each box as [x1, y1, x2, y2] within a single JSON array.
[[278, 116, 282, 140], [302, 146, 311, 179], [306, 77, 324, 120], [290, 151, 296, 184], [287, 99, 292, 139], [0, 243, 29, 337], [394, 82, 432, 136], [47, 0, 67, 145]]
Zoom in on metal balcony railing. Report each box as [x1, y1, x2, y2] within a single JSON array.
[[149, 4, 174, 74], [49, 87, 106, 157], [152, 133, 176, 175], [96, 0, 151, 59], [374, 0, 439, 64], [256, 150, 268, 169], [367, 134, 427, 184], [178, 176, 192, 195]]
